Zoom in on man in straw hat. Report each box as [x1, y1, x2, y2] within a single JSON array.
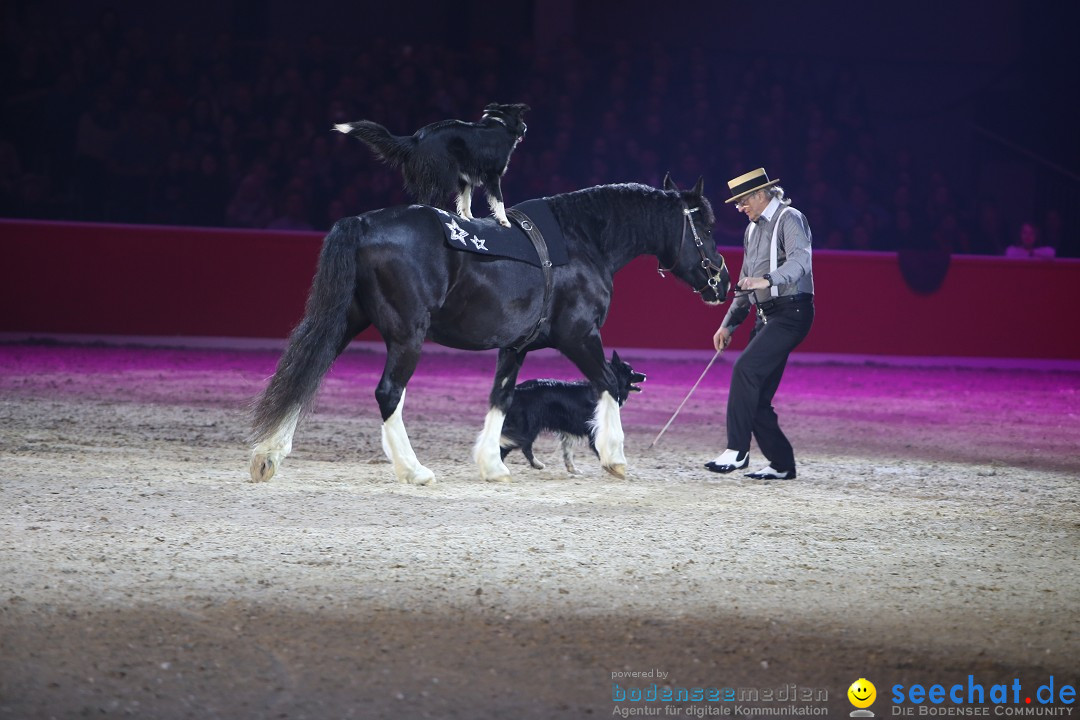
[[704, 168, 815, 480]]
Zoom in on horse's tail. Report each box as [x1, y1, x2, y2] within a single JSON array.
[[250, 216, 363, 445], [334, 121, 414, 168]]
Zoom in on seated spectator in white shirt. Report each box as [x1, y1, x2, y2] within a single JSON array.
[[1005, 222, 1056, 259]]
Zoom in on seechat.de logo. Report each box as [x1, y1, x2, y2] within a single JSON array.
[[891, 675, 1076, 708]]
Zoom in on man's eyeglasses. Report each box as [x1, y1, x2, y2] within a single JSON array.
[[735, 192, 758, 210]]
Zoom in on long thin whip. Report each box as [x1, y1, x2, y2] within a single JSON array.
[[649, 348, 721, 448]]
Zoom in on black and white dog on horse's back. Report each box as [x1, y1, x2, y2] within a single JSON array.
[[334, 102, 529, 227], [500, 352, 646, 475]]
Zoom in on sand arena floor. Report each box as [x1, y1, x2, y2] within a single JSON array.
[[1, 342, 1078, 719]]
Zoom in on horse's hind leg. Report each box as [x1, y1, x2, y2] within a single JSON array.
[[474, 348, 526, 482], [250, 407, 301, 483], [250, 293, 370, 483], [377, 342, 435, 485]]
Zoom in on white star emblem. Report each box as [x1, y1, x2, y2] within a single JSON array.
[[446, 219, 469, 245], [470, 235, 487, 250]]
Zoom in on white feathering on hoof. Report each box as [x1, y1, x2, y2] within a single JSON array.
[[474, 408, 511, 482], [249, 406, 301, 482], [333, 123, 353, 134], [591, 391, 627, 478], [380, 389, 435, 485]]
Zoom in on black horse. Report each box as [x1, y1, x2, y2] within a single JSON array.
[[249, 176, 729, 484]]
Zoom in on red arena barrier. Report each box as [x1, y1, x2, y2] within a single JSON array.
[[1, 219, 1076, 360]]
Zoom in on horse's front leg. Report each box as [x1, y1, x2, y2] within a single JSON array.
[[377, 343, 435, 485], [561, 335, 626, 479], [474, 347, 527, 482]]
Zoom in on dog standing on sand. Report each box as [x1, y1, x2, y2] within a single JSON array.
[[335, 102, 529, 227], [500, 352, 646, 475]]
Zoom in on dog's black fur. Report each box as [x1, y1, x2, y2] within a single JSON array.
[[499, 352, 645, 474], [335, 102, 529, 227]]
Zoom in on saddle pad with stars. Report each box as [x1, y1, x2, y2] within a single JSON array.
[[432, 199, 569, 268]]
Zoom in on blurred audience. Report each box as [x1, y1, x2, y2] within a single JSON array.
[[0, 6, 1071, 257]]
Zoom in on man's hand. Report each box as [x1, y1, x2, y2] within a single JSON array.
[[737, 276, 771, 291], [713, 326, 732, 352]]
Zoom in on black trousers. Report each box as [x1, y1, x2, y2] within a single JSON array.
[[726, 300, 814, 472]]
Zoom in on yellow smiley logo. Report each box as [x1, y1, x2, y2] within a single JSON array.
[[848, 678, 877, 708]]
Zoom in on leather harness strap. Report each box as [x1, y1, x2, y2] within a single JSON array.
[[506, 207, 555, 351]]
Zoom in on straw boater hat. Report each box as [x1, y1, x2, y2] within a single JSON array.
[[725, 168, 780, 203]]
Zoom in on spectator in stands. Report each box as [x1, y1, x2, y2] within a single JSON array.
[[187, 152, 229, 227], [1005, 222, 1055, 259], [975, 198, 1008, 256], [0, 138, 22, 216], [886, 208, 922, 252], [267, 190, 314, 231], [73, 94, 119, 220], [225, 171, 274, 228], [1041, 209, 1065, 256], [930, 212, 974, 255]]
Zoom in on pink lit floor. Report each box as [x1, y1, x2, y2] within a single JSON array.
[[1, 342, 1077, 718]]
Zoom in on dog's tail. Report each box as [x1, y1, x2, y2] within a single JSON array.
[[334, 121, 414, 168]]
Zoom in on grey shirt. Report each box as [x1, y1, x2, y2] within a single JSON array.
[[720, 197, 814, 332]]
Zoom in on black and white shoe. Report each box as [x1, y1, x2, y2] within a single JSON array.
[[745, 465, 796, 480], [704, 449, 749, 473]]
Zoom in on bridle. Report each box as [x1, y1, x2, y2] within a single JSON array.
[[657, 204, 729, 301]]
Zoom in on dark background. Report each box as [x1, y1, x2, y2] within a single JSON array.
[[3, 0, 1078, 256]]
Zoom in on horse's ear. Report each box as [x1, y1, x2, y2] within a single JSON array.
[[611, 349, 621, 364], [691, 176, 705, 197], [662, 173, 677, 191]]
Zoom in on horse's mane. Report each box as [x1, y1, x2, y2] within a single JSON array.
[[546, 182, 716, 233], [548, 183, 717, 255]]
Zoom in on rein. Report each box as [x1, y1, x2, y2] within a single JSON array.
[[657, 204, 728, 299]]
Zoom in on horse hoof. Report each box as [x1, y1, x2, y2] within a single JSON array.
[[249, 453, 277, 483], [604, 463, 627, 479], [399, 466, 436, 485], [478, 457, 512, 482]]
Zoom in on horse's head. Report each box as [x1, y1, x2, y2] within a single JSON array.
[[660, 174, 730, 305]]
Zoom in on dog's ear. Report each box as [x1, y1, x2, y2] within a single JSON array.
[[662, 173, 677, 191], [691, 176, 705, 197]]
